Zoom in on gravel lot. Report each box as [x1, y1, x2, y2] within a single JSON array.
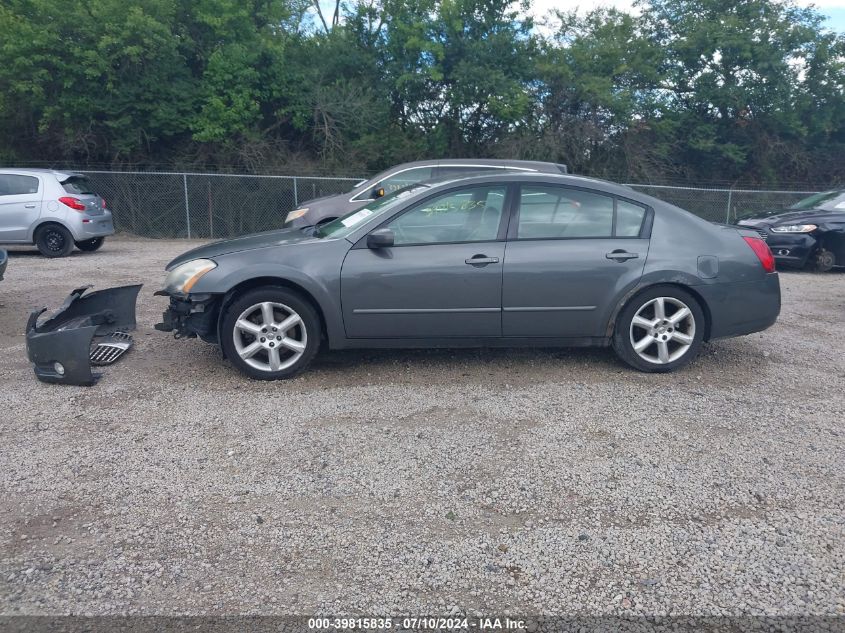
[[0, 237, 843, 617]]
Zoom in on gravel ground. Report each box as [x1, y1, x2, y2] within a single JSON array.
[[0, 237, 843, 617]]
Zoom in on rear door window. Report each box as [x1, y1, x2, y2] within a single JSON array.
[[61, 176, 95, 195], [517, 186, 614, 239], [516, 185, 648, 239], [0, 174, 39, 196]]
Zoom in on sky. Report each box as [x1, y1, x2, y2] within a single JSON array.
[[528, 0, 845, 32]]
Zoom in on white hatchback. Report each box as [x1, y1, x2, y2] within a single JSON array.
[[0, 168, 114, 257]]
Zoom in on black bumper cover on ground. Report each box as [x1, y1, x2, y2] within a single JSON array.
[[25, 285, 142, 386]]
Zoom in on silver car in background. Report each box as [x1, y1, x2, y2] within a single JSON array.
[[284, 159, 569, 228], [0, 168, 114, 257]]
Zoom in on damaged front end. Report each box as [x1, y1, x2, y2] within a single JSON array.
[[153, 292, 219, 343], [25, 285, 142, 386]]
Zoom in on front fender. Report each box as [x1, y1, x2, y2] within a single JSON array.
[[193, 263, 345, 347]]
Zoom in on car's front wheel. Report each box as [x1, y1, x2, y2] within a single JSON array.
[[612, 286, 705, 373], [813, 247, 836, 272], [220, 286, 321, 380], [75, 237, 105, 252]]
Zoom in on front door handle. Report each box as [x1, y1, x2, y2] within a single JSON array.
[[465, 255, 500, 266], [606, 250, 639, 262]]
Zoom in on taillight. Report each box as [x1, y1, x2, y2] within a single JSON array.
[[743, 236, 776, 273], [59, 196, 86, 211], [101, 197, 107, 209]]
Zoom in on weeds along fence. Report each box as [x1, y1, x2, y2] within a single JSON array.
[[79, 170, 819, 239]]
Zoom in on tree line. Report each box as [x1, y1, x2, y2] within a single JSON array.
[[1, 0, 843, 186]]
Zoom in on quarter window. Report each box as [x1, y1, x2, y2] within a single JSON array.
[[387, 186, 507, 245], [0, 174, 39, 196], [616, 200, 647, 237]]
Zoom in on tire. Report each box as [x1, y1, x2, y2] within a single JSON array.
[[75, 237, 105, 252], [35, 224, 73, 258], [612, 285, 706, 373], [220, 286, 321, 380], [813, 248, 836, 273]]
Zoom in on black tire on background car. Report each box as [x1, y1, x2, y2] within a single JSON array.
[[35, 224, 74, 258], [612, 285, 706, 373], [75, 237, 105, 252], [220, 286, 321, 380]]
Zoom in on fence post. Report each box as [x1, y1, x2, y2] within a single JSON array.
[[725, 187, 733, 224], [293, 176, 298, 207], [183, 174, 192, 239]]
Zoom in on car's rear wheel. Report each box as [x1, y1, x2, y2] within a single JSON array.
[[75, 237, 105, 252], [220, 286, 320, 380], [613, 286, 705, 373], [35, 224, 73, 258]]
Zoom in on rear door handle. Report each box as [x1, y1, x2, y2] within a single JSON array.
[[606, 250, 639, 262], [24, 204, 36, 208], [465, 255, 500, 266]]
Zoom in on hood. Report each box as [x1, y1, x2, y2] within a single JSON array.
[[166, 227, 320, 270], [737, 208, 843, 227], [299, 193, 336, 206]]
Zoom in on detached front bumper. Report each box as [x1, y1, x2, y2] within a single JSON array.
[[26, 285, 141, 386], [154, 292, 220, 343]]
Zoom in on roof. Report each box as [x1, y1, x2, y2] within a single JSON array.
[[0, 168, 84, 180], [417, 169, 631, 195], [375, 158, 569, 174]]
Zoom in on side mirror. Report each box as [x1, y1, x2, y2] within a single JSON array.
[[367, 228, 394, 249], [372, 186, 386, 199]]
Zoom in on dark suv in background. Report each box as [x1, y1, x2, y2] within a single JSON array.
[[284, 159, 569, 228]]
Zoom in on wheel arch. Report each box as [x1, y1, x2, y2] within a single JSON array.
[[216, 276, 329, 351], [30, 219, 74, 244], [606, 281, 713, 342]]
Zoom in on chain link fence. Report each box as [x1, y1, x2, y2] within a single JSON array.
[[78, 170, 820, 238], [80, 171, 363, 239], [624, 184, 818, 224]]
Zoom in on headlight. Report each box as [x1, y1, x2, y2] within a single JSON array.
[[164, 259, 216, 294], [286, 208, 309, 222], [771, 224, 817, 233]]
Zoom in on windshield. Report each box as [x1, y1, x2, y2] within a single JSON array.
[[789, 190, 843, 210], [316, 184, 429, 238]]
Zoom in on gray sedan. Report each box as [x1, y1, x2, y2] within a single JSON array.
[[156, 172, 781, 378]]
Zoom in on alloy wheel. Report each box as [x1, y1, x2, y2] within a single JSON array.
[[629, 296, 696, 365], [232, 301, 307, 372]]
